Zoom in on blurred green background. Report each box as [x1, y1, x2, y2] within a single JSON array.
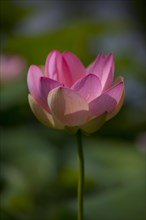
[[0, 0, 146, 220]]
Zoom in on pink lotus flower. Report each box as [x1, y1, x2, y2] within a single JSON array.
[[27, 50, 125, 133]]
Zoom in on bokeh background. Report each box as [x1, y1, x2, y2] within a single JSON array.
[[0, 0, 146, 220]]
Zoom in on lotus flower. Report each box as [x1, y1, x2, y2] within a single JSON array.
[[27, 50, 124, 133]]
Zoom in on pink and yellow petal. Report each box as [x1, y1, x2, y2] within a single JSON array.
[[28, 95, 64, 129], [47, 87, 89, 126], [80, 112, 107, 134]]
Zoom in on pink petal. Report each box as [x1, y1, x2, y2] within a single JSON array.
[[86, 60, 95, 73], [86, 52, 114, 91], [56, 55, 72, 87], [45, 50, 61, 80], [102, 53, 114, 91], [106, 77, 125, 120], [27, 65, 43, 99], [89, 80, 124, 117], [47, 87, 89, 126], [27, 65, 50, 112], [86, 52, 104, 79], [106, 78, 124, 103], [71, 74, 102, 103], [57, 51, 86, 87], [39, 76, 62, 102]]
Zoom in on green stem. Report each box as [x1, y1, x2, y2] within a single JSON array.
[[77, 130, 84, 220]]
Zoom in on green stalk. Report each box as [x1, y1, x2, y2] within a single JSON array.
[[77, 130, 84, 220]]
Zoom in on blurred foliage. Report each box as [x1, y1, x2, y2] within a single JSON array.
[[0, 129, 145, 220], [0, 0, 31, 35], [0, 0, 146, 220]]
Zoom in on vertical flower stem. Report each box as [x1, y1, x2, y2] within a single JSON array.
[[77, 130, 84, 220]]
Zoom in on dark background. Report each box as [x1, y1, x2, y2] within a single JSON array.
[[0, 0, 146, 220]]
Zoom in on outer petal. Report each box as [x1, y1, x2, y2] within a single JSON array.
[[80, 112, 107, 134], [106, 77, 125, 120], [27, 65, 43, 99], [28, 95, 64, 129], [39, 76, 62, 102], [102, 53, 114, 91], [89, 80, 124, 117], [106, 77, 124, 103], [27, 65, 51, 112], [71, 74, 102, 103], [47, 87, 89, 126], [45, 50, 61, 80], [57, 51, 86, 87]]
